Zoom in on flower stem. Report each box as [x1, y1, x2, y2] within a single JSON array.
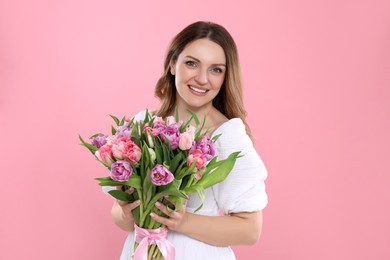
[[137, 189, 145, 227], [185, 175, 195, 189]]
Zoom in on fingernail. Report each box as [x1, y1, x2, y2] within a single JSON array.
[[135, 200, 140, 205], [150, 213, 155, 217], [155, 201, 161, 207]]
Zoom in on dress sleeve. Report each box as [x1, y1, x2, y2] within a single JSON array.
[[132, 110, 147, 122], [211, 119, 268, 214]]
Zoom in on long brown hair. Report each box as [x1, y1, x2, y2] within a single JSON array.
[[154, 21, 254, 142]]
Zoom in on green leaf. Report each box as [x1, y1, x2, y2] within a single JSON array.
[[111, 125, 117, 135], [89, 133, 104, 139], [155, 145, 163, 164], [142, 142, 151, 168], [205, 156, 218, 168], [184, 185, 205, 212], [142, 168, 153, 203], [195, 114, 207, 140], [79, 134, 98, 154], [187, 109, 200, 126], [211, 133, 222, 142], [95, 177, 111, 181], [149, 116, 156, 127], [173, 159, 187, 177], [110, 115, 120, 126], [196, 152, 241, 189], [132, 207, 140, 224], [144, 179, 188, 214], [94, 158, 111, 169], [108, 190, 132, 201], [119, 116, 126, 126], [125, 174, 142, 189], [173, 197, 186, 211], [180, 114, 194, 132], [177, 160, 197, 180], [131, 121, 139, 140], [143, 109, 151, 124], [95, 174, 141, 189], [174, 107, 179, 122], [162, 142, 171, 165], [127, 117, 134, 127], [169, 153, 183, 174]]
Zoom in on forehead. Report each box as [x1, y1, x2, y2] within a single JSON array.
[[179, 39, 226, 64]]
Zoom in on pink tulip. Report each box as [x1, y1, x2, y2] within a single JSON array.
[[110, 160, 132, 182], [96, 144, 115, 165], [186, 125, 196, 139], [112, 137, 141, 164], [179, 132, 194, 150], [187, 149, 207, 169], [153, 116, 164, 125], [166, 116, 176, 125], [151, 164, 174, 186]]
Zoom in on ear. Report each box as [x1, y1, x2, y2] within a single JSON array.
[[169, 60, 176, 75]]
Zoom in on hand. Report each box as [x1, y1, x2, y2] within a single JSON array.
[[115, 186, 141, 220], [150, 197, 188, 232]]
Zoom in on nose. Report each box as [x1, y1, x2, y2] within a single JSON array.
[[194, 69, 208, 85]]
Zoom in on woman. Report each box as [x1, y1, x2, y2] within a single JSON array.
[[111, 21, 268, 260]]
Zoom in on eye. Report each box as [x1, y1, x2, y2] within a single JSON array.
[[185, 60, 197, 68], [211, 67, 224, 74]]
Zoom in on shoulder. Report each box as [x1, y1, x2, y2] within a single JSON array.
[[212, 118, 254, 154], [212, 118, 247, 140]]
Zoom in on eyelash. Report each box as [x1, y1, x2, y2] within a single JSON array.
[[212, 68, 223, 73], [185, 60, 197, 67], [185, 60, 223, 74]]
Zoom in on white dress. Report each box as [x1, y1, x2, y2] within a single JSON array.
[[105, 111, 268, 260]]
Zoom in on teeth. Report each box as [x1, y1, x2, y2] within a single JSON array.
[[189, 85, 207, 93]]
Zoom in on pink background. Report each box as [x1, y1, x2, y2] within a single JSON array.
[[1, 0, 389, 259]]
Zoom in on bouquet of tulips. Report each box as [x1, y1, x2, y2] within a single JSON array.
[[79, 109, 240, 260]]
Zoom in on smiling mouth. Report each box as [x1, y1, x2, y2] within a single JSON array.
[[188, 85, 207, 93]]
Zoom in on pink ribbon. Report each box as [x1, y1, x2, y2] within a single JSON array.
[[133, 224, 175, 260]]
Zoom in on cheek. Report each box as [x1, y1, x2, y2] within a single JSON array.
[[175, 67, 187, 85], [182, 67, 195, 79], [210, 76, 225, 90]]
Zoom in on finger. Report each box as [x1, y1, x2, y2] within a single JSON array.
[[117, 199, 129, 207], [179, 200, 188, 211], [163, 196, 177, 211], [155, 201, 171, 217], [122, 200, 141, 214], [116, 186, 135, 193], [150, 212, 172, 226], [164, 195, 174, 204], [126, 187, 135, 194]]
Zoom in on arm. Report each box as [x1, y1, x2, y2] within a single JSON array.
[[111, 187, 140, 232], [151, 202, 263, 247], [180, 211, 263, 246]]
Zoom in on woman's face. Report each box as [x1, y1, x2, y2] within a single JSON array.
[[170, 38, 226, 111]]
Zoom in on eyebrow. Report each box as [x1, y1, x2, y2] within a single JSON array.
[[185, 55, 226, 67]]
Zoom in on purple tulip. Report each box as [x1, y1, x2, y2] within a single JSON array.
[[151, 164, 174, 186], [110, 160, 133, 182], [91, 135, 107, 148], [153, 124, 166, 134], [116, 125, 133, 138], [160, 125, 180, 150], [196, 135, 215, 160]]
